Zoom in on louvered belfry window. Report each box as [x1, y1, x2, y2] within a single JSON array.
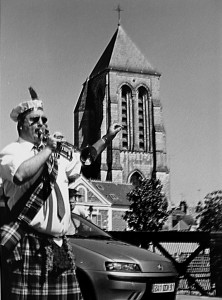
[[121, 85, 132, 150], [138, 92, 145, 150], [138, 87, 148, 151]]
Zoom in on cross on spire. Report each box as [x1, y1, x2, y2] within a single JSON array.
[[114, 4, 123, 25]]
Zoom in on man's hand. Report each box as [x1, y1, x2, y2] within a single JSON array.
[[45, 132, 64, 152], [105, 123, 122, 141], [53, 132, 65, 141]]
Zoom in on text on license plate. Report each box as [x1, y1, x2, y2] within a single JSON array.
[[152, 283, 175, 293]]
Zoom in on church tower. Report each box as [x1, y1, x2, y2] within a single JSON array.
[[74, 24, 170, 200]]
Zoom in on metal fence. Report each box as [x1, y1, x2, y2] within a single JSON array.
[[109, 231, 222, 297]]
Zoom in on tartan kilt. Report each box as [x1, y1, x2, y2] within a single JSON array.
[[6, 231, 83, 300]]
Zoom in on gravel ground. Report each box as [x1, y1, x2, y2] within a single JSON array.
[[176, 295, 220, 300]]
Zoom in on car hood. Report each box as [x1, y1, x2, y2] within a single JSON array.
[[70, 237, 177, 274]]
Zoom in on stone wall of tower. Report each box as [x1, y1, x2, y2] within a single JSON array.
[[74, 69, 170, 202], [110, 70, 169, 201], [109, 70, 160, 181]]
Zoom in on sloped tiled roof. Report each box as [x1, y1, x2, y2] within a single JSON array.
[[171, 208, 197, 230], [182, 214, 197, 226], [90, 25, 160, 78], [91, 180, 133, 207], [172, 220, 190, 231]]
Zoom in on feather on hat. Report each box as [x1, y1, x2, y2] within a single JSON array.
[[10, 87, 43, 122]]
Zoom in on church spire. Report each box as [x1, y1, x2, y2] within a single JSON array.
[[89, 25, 159, 79]]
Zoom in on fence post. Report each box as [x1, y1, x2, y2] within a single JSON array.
[[210, 232, 222, 297]]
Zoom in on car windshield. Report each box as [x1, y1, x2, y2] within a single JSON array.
[[67, 213, 112, 239]]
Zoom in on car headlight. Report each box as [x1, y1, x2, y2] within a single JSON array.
[[105, 262, 141, 272]]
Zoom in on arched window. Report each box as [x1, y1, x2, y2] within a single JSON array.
[[138, 87, 149, 151], [121, 85, 132, 150], [129, 171, 143, 186], [77, 187, 86, 203]]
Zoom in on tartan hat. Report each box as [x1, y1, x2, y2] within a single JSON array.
[[10, 87, 43, 122]]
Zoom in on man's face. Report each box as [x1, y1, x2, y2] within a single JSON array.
[[20, 110, 48, 145], [69, 196, 76, 211]]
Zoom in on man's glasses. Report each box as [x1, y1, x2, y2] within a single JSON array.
[[27, 116, 48, 125]]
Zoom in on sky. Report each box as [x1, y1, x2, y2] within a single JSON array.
[[1, 0, 222, 207]]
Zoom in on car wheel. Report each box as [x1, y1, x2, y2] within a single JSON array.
[[76, 269, 97, 300]]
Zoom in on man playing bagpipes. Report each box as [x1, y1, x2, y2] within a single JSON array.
[[0, 87, 121, 299]]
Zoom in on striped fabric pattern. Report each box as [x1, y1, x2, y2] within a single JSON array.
[[9, 232, 83, 299], [0, 157, 58, 252]]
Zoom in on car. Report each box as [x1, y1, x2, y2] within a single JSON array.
[[67, 213, 178, 300]]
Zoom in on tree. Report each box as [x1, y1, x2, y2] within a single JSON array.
[[195, 201, 203, 213], [197, 190, 222, 231], [123, 177, 168, 231]]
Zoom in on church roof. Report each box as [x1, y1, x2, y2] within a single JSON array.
[[91, 180, 133, 207], [90, 25, 160, 78]]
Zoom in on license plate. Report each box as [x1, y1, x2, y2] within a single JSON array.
[[152, 283, 175, 293]]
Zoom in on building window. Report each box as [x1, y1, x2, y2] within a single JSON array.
[[109, 194, 119, 200], [88, 191, 97, 203], [121, 85, 132, 150], [129, 171, 143, 186], [138, 96, 145, 150], [77, 187, 85, 203], [92, 213, 102, 227], [138, 87, 149, 152]]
